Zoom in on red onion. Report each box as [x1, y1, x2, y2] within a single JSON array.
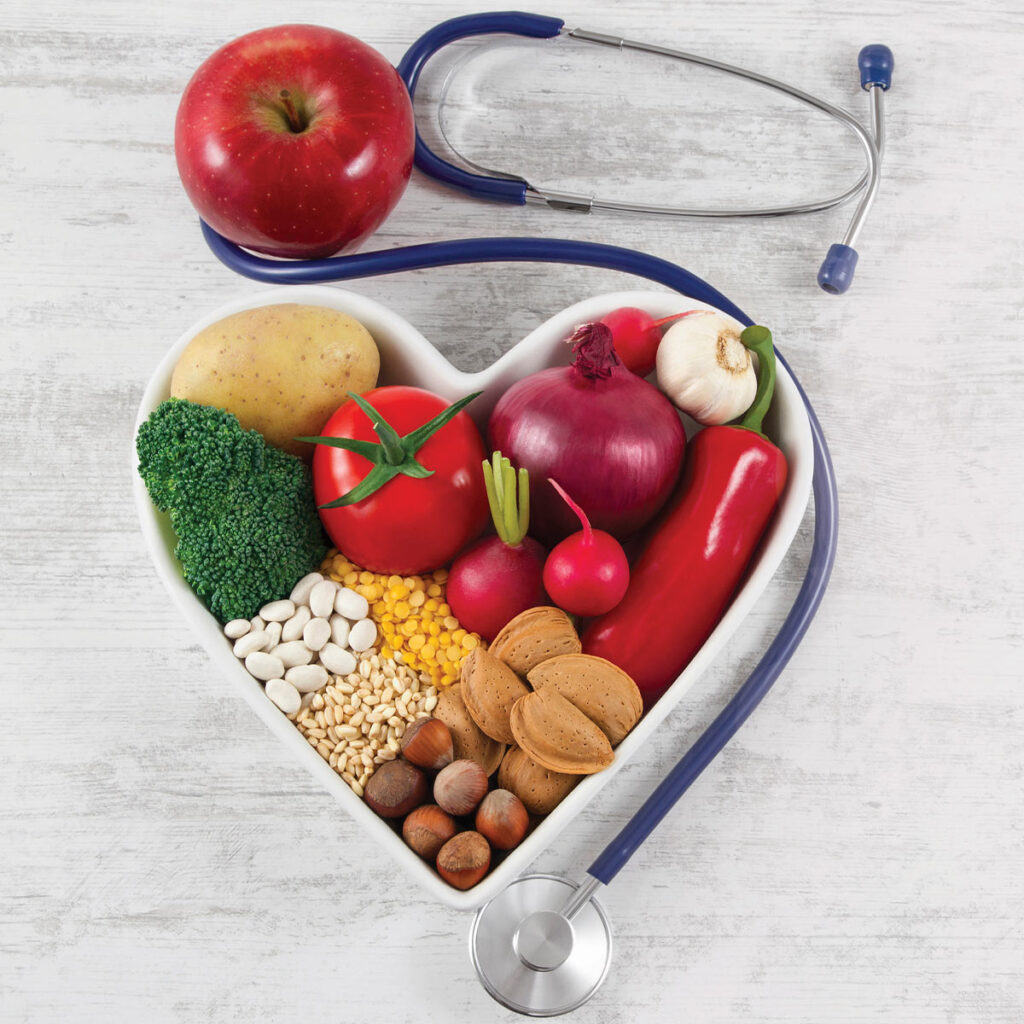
[[488, 322, 686, 545]]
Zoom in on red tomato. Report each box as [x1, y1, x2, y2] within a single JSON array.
[[312, 387, 490, 575]]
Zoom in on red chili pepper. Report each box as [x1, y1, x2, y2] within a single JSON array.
[[582, 325, 788, 708]]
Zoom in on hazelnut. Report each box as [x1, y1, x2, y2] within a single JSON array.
[[400, 717, 454, 770], [474, 789, 529, 851], [402, 804, 457, 861], [436, 831, 491, 890], [434, 759, 488, 817], [363, 760, 427, 819]]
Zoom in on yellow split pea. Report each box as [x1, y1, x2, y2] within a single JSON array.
[[320, 551, 482, 687]]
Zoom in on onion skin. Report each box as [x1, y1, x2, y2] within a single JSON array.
[[488, 357, 686, 546], [447, 536, 548, 642]]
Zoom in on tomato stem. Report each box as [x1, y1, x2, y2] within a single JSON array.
[[300, 390, 481, 508]]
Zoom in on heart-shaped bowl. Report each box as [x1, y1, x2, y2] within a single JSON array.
[[133, 284, 813, 911]]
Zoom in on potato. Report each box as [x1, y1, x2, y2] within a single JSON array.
[[171, 304, 380, 459]]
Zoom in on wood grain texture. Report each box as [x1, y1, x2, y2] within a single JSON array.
[[2, 0, 1022, 1021]]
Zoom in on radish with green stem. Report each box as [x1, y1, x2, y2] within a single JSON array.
[[447, 453, 548, 642], [543, 479, 629, 617]]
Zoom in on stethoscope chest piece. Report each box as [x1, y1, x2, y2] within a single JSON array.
[[470, 874, 613, 1016]]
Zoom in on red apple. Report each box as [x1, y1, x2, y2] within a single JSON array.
[[174, 24, 415, 259]]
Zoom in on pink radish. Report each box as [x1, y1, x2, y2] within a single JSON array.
[[543, 478, 629, 617], [602, 306, 704, 377], [447, 453, 547, 642]]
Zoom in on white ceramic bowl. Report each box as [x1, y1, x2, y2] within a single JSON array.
[[133, 284, 813, 911]]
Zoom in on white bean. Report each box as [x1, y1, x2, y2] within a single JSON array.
[[285, 663, 329, 693], [319, 643, 357, 676], [224, 619, 251, 640], [348, 618, 377, 653], [329, 614, 351, 647], [289, 571, 324, 606], [261, 621, 282, 650], [259, 599, 296, 622], [233, 631, 269, 658], [334, 587, 369, 620], [309, 580, 338, 618], [249, 615, 266, 632], [265, 678, 301, 715], [303, 617, 332, 652], [271, 640, 315, 669], [281, 605, 311, 642], [245, 651, 285, 681]]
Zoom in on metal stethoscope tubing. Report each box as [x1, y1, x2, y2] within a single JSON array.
[[395, 11, 894, 294], [201, 224, 840, 1012]]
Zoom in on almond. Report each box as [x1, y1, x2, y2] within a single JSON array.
[[509, 687, 613, 775], [433, 683, 505, 776], [497, 746, 579, 815], [460, 647, 529, 745], [527, 653, 642, 746], [489, 606, 581, 676]]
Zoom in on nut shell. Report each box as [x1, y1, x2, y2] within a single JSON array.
[[460, 647, 529, 745], [363, 759, 427, 819], [475, 789, 529, 850], [433, 683, 505, 775], [436, 831, 491, 890], [489, 606, 581, 676], [498, 746, 579, 815], [400, 717, 454, 770], [402, 804, 457, 861], [509, 687, 613, 775], [434, 758, 489, 817], [527, 653, 642, 746]]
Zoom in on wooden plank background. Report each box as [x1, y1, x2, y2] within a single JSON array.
[[2, 0, 1022, 1021]]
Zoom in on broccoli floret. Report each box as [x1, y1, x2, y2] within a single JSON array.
[[137, 398, 328, 623]]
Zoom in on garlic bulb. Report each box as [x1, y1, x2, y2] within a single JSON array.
[[655, 311, 758, 425]]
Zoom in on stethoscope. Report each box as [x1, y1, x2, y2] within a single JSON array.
[[195, 11, 866, 1014]]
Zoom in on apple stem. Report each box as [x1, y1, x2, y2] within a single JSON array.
[[278, 90, 305, 133]]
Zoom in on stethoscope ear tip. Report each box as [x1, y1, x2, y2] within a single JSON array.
[[817, 243, 859, 295], [859, 44, 894, 91]]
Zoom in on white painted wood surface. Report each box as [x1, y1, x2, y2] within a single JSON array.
[[2, 0, 1022, 1021]]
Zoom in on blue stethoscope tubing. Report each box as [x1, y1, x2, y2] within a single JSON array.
[[202, 222, 840, 888]]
